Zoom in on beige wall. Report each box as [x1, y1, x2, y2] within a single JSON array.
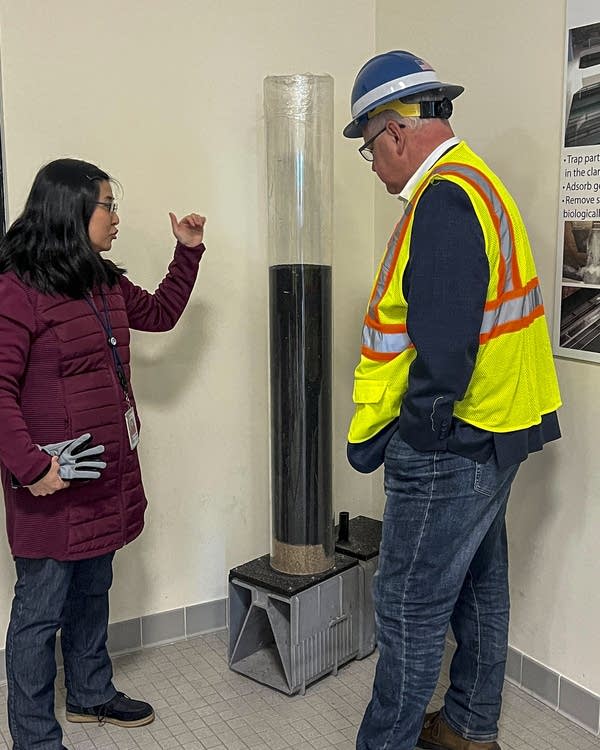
[[376, 0, 600, 694], [0, 0, 376, 622]]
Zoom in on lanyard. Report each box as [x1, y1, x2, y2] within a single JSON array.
[[85, 292, 130, 400]]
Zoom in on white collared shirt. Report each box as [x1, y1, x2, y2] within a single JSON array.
[[398, 136, 461, 202]]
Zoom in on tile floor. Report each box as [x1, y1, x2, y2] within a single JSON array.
[[0, 630, 597, 749]]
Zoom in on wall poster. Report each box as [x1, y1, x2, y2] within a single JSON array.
[[554, 0, 600, 362]]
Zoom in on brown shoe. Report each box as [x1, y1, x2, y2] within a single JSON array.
[[417, 711, 501, 750]]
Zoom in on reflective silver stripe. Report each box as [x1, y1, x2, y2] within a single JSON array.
[[481, 284, 542, 336], [352, 72, 441, 118], [363, 284, 542, 355], [431, 164, 515, 292], [361, 324, 413, 355], [364, 162, 533, 359], [368, 205, 412, 320]]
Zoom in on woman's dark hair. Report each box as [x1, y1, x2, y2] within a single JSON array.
[[0, 158, 125, 297]]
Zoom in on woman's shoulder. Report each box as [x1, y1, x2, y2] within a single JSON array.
[[0, 271, 32, 296], [0, 272, 38, 323], [0, 269, 23, 285]]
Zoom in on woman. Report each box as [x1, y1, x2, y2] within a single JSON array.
[[0, 158, 206, 749]]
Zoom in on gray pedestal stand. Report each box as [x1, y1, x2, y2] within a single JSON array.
[[228, 515, 382, 695], [334, 515, 382, 659]]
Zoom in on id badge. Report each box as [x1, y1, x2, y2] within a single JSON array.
[[125, 406, 139, 450]]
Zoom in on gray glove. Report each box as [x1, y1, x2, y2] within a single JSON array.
[[39, 433, 107, 480]]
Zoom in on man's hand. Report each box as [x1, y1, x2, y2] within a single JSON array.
[[27, 456, 70, 496], [169, 212, 206, 248]]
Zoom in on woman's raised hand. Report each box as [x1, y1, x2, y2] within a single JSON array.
[[169, 212, 206, 248]]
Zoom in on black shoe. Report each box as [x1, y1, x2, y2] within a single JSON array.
[[66, 691, 155, 727]]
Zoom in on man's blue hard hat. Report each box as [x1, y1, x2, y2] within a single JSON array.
[[343, 50, 464, 138]]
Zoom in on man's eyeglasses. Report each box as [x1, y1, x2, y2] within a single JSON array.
[[95, 200, 119, 214], [358, 122, 405, 161], [358, 127, 387, 162]]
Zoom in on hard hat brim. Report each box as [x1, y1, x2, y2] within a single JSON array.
[[343, 81, 464, 138]]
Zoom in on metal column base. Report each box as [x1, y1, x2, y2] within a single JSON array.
[[334, 515, 382, 660], [228, 554, 359, 695], [228, 515, 383, 694]]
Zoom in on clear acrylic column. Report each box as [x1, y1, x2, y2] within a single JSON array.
[[265, 74, 334, 575]]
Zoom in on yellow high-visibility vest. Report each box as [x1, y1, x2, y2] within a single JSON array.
[[348, 141, 561, 445]]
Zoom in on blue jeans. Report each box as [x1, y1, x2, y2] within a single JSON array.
[[6, 553, 117, 750], [357, 434, 519, 750]]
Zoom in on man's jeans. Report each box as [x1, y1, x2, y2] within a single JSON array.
[[357, 434, 519, 750], [6, 553, 117, 750]]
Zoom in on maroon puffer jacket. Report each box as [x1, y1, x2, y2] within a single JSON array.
[[0, 242, 205, 560]]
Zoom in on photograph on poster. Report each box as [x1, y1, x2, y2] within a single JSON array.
[[562, 219, 600, 284], [559, 284, 600, 353], [565, 21, 600, 147]]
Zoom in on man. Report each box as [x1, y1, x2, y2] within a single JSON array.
[[344, 51, 561, 750]]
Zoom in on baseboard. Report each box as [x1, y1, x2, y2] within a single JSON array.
[[504, 646, 599, 736], [0, 601, 597, 737], [0, 596, 227, 683]]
